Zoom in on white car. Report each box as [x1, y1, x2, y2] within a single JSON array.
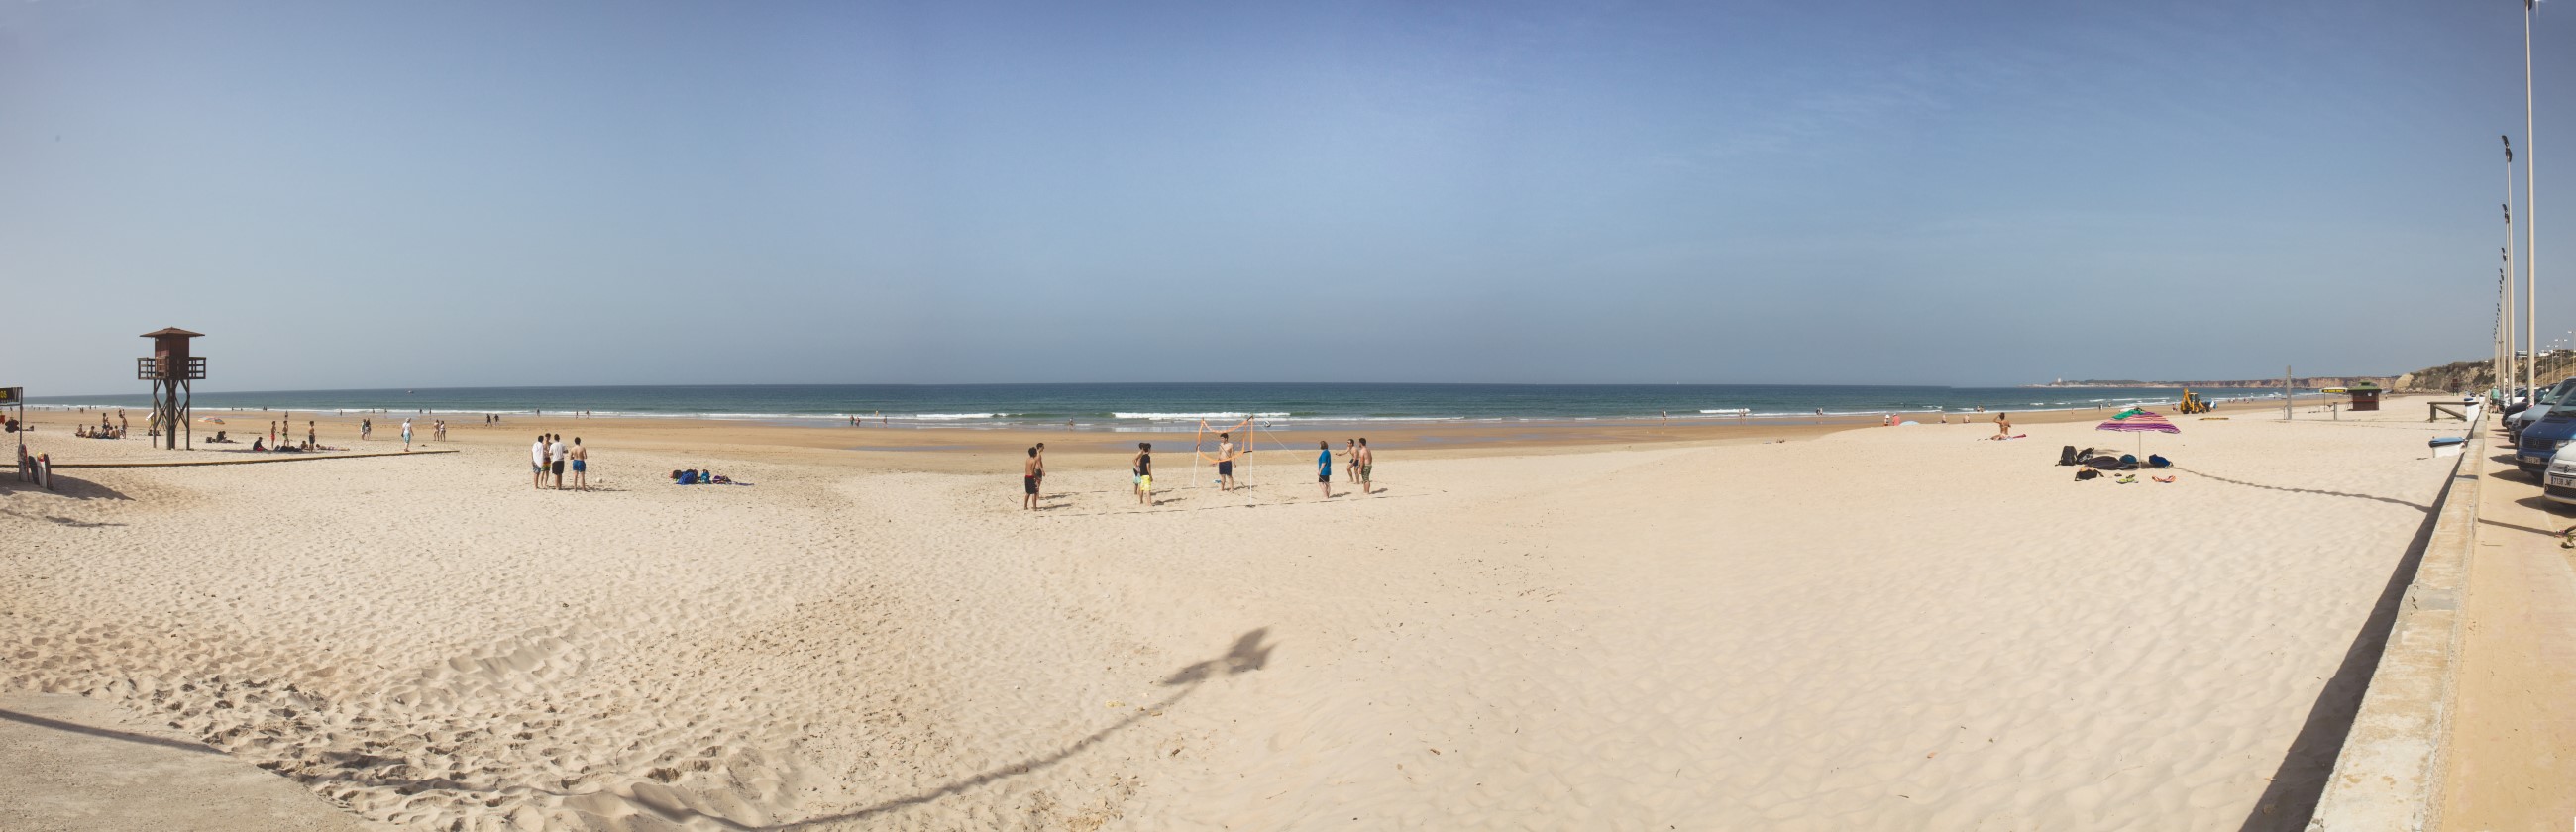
[[2546, 454, 2576, 506]]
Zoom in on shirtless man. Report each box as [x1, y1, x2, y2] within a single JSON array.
[[1340, 439, 1359, 483], [1022, 447, 1041, 509], [569, 437, 589, 490], [1034, 443, 1047, 496], [1356, 438, 1373, 495], [1132, 443, 1153, 505], [1217, 432, 1235, 491]]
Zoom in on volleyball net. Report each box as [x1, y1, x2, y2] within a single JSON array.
[[1189, 415, 1264, 490]]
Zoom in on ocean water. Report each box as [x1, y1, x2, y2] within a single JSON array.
[[25, 383, 2302, 430]]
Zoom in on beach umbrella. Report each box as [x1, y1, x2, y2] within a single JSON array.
[[2094, 408, 2178, 467]]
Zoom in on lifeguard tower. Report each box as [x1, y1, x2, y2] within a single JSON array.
[[139, 327, 206, 450], [2346, 382, 2383, 412]]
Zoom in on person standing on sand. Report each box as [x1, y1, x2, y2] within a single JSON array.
[[1357, 438, 1373, 495], [531, 435, 549, 489], [1034, 443, 1047, 496], [570, 438, 588, 490], [1317, 440, 1334, 498], [1133, 442, 1153, 505], [1341, 439, 1359, 483], [401, 418, 414, 451], [307, 421, 316, 449], [549, 434, 568, 488], [1217, 432, 1235, 491], [1023, 447, 1041, 509]]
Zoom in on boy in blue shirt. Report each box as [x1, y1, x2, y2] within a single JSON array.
[[1317, 440, 1333, 498]]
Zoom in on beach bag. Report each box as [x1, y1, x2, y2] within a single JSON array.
[[2148, 454, 2171, 468], [2058, 445, 2079, 466]]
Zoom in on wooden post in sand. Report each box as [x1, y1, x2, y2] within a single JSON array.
[[2285, 366, 2293, 420]]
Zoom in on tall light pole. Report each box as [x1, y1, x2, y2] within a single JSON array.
[[2525, 0, 2540, 398], [2507, 134, 2519, 400]]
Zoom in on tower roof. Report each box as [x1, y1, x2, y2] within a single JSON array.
[[139, 327, 204, 338]]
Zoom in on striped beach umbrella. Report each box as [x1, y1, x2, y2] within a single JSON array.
[[2095, 408, 2180, 434], [2096, 408, 2178, 467]]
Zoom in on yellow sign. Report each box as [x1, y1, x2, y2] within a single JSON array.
[[0, 387, 19, 406]]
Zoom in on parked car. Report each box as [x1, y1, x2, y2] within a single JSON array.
[[2511, 379, 2576, 444], [2545, 453, 2576, 506], [2515, 397, 2576, 475]]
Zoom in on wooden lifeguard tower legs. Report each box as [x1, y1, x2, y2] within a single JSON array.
[[138, 328, 206, 451]]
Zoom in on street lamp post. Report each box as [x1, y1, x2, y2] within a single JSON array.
[[2525, 0, 2540, 398], [2507, 134, 2519, 400]]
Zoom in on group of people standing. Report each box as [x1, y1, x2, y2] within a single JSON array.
[[1020, 435, 1375, 508], [530, 434, 589, 490], [1324, 438, 1371, 497]]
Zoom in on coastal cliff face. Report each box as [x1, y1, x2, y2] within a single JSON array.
[[2393, 361, 2491, 393], [2392, 357, 2576, 392], [2040, 377, 2395, 389]]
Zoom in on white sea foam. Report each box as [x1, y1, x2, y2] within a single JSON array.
[[912, 413, 1007, 420], [1111, 412, 1293, 420]]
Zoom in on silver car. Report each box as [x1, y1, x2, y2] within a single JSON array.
[[2547, 453, 2576, 506]]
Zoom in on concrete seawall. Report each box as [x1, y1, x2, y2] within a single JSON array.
[[2303, 410, 2482, 830]]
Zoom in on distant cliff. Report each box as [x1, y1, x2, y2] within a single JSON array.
[[2034, 377, 2395, 389], [2390, 357, 2576, 392]]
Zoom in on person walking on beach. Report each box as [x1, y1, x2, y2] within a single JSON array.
[[549, 434, 568, 488], [569, 438, 588, 490], [401, 418, 414, 451], [1217, 432, 1235, 491], [531, 435, 549, 489], [306, 421, 316, 449], [362, 418, 372, 440], [1356, 438, 1373, 495], [1034, 443, 1047, 497], [1132, 442, 1153, 505], [1340, 439, 1359, 484], [1023, 447, 1042, 509], [1317, 440, 1334, 498]]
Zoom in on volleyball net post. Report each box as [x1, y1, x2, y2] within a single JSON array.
[[1193, 415, 1259, 491]]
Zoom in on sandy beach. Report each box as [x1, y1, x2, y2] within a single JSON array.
[[1, 396, 2461, 830]]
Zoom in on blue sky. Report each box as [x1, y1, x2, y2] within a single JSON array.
[[0, 0, 2563, 393]]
